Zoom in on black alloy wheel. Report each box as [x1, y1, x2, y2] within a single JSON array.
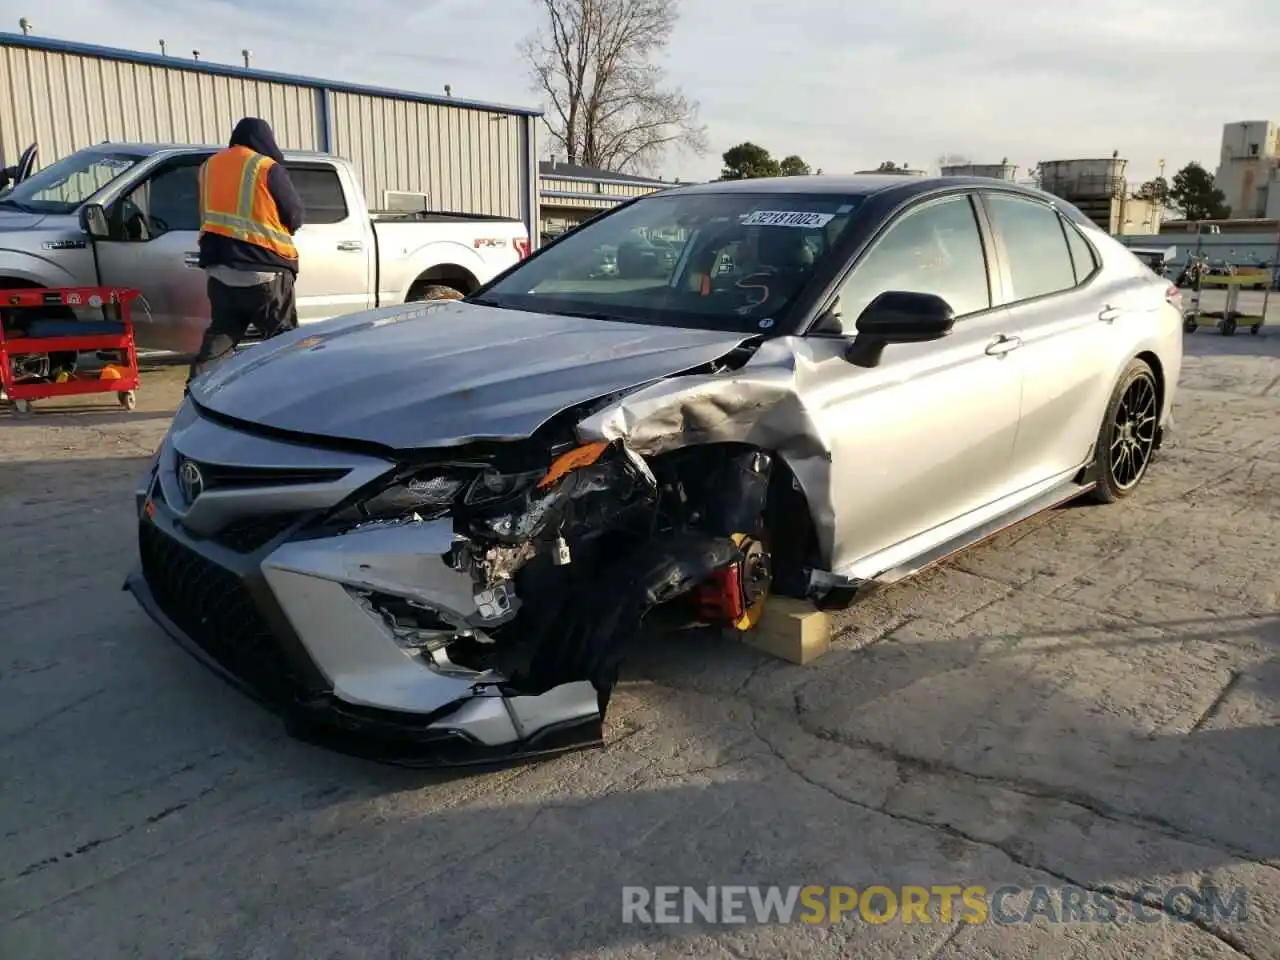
[[1089, 359, 1159, 504]]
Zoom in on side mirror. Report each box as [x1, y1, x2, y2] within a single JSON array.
[[844, 291, 956, 368], [79, 203, 109, 240]]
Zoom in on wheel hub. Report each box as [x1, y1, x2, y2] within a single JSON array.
[[1110, 375, 1157, 491]]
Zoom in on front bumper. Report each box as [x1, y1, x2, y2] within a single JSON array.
[[125, 488, 603, 768]]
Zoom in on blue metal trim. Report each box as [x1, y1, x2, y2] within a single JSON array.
[[318, 89, 334, 152], [0, 32, 543, 118], [540, 171, 668, 188], [540, 190, 640, 203]]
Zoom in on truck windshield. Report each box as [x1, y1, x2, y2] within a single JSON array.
[[475, 191, 866, 334], [0, 151, 140, 214]]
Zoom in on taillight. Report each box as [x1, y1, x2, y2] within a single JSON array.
[[514, 238, 530, 259]]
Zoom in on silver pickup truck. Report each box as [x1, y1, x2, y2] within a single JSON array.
[[0, 142, 530, 353]]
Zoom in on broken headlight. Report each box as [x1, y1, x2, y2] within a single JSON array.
[[463, 467, 544, 507], [346, 472, 468, 522]]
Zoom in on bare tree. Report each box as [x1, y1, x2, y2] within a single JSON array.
[[521, 0, 707, 174]]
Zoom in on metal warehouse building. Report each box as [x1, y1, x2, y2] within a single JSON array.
[[0, 32, 542, 241], [539, 160, 671, 241]]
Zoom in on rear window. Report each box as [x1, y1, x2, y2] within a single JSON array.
[[286, 165, 348, 224]]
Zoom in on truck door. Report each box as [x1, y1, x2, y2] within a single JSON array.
[[284, 163, 374, 322], [91, 154, 210, 354]]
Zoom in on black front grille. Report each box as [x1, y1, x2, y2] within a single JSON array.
[[139, 522, 302, 699], [213, 513, 302, 553], [174, 458, 349, 492]]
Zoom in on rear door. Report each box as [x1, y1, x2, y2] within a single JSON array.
[[283, 163, 373, 322], [807, 192, 1028, 577], [978, 192, 1117, 489]]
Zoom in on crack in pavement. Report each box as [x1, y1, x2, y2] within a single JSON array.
[[740, 704, 1257, 959], [1191, 671, 1246, 732], [669, 662, 1278, 877]]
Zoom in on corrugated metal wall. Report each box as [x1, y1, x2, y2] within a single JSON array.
[[328, 91, 522, 218], [0, 45, 321, 160], [540, 177, 660, 209], [0, 38, 533, 226]]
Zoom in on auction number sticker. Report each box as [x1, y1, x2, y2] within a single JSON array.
[[741, 210, 834, 228]]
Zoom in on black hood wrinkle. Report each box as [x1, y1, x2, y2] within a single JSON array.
[[229, 117, 284, 163]]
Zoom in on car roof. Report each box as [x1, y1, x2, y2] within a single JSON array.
[[659, 173, 1065, 205]]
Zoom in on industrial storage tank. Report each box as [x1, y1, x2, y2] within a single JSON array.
[[1037, 158, 1128, 199], [940, 162, 1017, 180]]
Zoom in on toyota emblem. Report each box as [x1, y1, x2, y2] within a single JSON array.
[[178, 459, 205, 503]]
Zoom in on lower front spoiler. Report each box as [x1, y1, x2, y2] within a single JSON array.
[[124, 569, 604, 770]]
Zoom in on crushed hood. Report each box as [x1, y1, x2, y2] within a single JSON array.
[[190, 300, 753, 450]]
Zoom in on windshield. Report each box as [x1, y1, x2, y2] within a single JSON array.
[[478, 191, 866, 333], [0, 150, 140, 214]]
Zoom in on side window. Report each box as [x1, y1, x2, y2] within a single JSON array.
[[984, 194, 1077, 301], [286, 166, 348, 224], [1061, 216, 1099, 284], [112, 160, 203, 241], [834, 195, 991, 325]]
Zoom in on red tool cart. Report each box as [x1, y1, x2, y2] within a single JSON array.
[[0, 286, 142, 416]]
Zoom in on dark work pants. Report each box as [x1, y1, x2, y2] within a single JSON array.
[[187, 272, 298, 385]]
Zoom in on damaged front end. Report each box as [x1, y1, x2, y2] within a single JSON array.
[[350, 440, 773, 701], [284, 438, 781, 764]]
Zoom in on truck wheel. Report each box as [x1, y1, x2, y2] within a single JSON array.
[[410, 284, 465, 302]]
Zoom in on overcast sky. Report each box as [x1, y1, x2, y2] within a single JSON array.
[[6, 0, 1278, 185]]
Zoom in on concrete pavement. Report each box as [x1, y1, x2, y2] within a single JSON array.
[[0, 335, 1277, 960]]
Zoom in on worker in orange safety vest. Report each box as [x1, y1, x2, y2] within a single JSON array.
[[187, 117, 305, 387]]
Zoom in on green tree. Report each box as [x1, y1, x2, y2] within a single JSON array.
[[1135, 176, 1169, 203], [1170, 162, 1230, 220], [720, 143, 811, 179], [721, 142, 780, 179], [778, 155, 811, 176]]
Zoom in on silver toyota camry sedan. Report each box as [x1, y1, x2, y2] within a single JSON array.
[[127, 174, 1183, 766]]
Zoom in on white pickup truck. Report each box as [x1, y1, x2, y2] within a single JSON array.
[[0, 142, 530, 354]]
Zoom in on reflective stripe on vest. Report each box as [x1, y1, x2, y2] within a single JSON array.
[[199, 147, 297, 259]]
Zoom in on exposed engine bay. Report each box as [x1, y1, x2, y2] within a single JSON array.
[[340, 437, 789, 716]]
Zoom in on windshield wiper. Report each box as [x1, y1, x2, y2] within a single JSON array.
[[0, 197, 34, 212]]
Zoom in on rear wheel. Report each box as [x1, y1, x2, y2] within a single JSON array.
[[1088, 359, 1159, 504]]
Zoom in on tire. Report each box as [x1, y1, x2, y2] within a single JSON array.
[[1221, 318, 1237, 336], [1251, 325, 1261, 335], [1183, 317, 1198, 333], [118, 389, 137, 411], [1087, 359, 1159, 505], [11, 398, 32, 416], [409, 283, 464, 302]]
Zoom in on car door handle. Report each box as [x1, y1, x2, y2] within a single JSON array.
[[183, 252, 200, 267], [336, 241, 364, 252], [1098, 305, 1122, 323], [985, 334, 1022, 356]]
